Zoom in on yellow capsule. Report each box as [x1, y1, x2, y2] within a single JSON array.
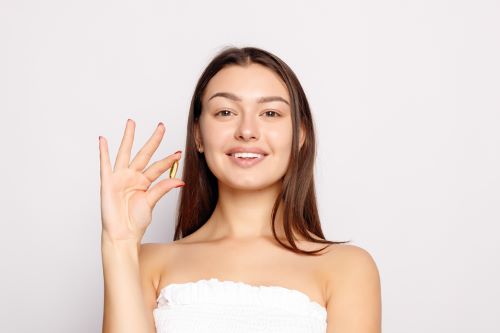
[[169, 159, 179, 179]]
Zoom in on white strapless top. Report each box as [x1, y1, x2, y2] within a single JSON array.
[[153, 278, 328, 333]]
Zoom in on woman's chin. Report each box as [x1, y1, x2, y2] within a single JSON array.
[[217, 178, 281, 192]]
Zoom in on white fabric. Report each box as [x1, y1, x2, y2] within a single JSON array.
[[153, 278, 328, 333]]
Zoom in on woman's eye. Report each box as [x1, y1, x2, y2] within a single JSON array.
[[264, 110, 280, 117], [216, 110, 232, 117]]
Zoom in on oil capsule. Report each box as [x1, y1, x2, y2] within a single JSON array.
[[169, 159, 179, 179]]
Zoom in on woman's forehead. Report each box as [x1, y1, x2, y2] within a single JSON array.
[[202, 64, 290, 104]]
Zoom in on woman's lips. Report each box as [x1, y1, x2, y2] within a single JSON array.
[[226, 154, 266, 168]]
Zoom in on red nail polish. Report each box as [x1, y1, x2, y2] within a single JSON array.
[[175, 183, 185, 188], [175, 150, 182, 154]]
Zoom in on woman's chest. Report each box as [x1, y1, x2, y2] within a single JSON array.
[[155, 240, 331, 308]]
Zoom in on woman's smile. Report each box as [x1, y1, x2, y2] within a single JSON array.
[[226, 152, 267, 168]]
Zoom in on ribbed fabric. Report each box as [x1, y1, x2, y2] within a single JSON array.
[[153, 278, 327, 333]]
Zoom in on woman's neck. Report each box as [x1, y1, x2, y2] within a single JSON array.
[[204, 181, 287, 241]]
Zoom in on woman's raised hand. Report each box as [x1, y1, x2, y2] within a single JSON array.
[[98, 119, 185, 244]]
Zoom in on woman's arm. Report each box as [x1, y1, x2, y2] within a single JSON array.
[[325, 245, 382, 333], [101, 233, 156, 333], [98, 120, 183, 333]]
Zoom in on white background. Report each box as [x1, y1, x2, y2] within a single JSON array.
[[1, 0, 499, 332]]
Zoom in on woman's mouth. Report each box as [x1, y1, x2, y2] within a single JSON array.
[[226, 152, 266, 168]]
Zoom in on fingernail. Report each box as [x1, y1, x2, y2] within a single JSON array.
[[175, 183, 185, 188], [158, 122, 164, 127], [175, 150, 182, 154]]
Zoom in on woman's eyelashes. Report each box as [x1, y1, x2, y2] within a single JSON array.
[[215, 109, 282, 118]]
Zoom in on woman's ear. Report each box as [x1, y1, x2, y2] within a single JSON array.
[[194, 121, 204, 152], [299, 122, 306, 150]]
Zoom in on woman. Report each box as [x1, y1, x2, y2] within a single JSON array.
[[99, 46, 381, 333]]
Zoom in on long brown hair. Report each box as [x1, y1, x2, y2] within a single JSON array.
[[174, 46, 350, 255]]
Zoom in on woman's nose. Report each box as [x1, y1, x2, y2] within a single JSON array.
[[235, 112, 259, 141]]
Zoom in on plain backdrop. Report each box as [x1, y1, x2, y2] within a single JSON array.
[[1, 0, 499, 332]]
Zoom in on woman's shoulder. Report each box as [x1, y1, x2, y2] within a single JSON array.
[[140, 241, 182, 267], [318, 243, 378, 273], [139, 239, 198, 272], [296, 230, 376, 264], [139, 242, 178, 289], [320, 242, 375, 258], [318, 243, 380, 303]]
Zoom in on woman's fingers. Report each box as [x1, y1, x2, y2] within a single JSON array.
[[129, 122, 165, 172], [113, 119, 136, 171], [99, 136, 112, 182], [145, 178, 185, 209], [142, 151, 182, 183]]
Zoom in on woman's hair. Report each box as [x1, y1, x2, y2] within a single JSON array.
[[174, 45, 350, 255]]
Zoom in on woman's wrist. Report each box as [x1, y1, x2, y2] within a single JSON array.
[[101, 231, 141, 255]]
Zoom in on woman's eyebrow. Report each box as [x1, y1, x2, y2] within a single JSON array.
[[208, 92, 290, 106]]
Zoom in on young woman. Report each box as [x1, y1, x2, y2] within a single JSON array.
[[99, 46, 381, 333]]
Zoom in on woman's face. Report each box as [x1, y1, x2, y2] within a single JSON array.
[[196, 63, 304, 190]]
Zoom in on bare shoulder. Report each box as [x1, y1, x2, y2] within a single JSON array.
[[322, 244, 381, 333], [139, 242, 175, 290], [321, 244, 379, 272]]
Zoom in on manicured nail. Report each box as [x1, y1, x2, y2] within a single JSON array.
[[174, 183, 185, 188], [175, 150, 182, 154]]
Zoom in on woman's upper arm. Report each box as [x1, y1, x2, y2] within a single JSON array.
[[325, 245, 382, 333], [139, 243, 162, 315]]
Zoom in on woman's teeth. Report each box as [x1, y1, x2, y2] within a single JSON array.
[[231, 152, 263, 159]]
